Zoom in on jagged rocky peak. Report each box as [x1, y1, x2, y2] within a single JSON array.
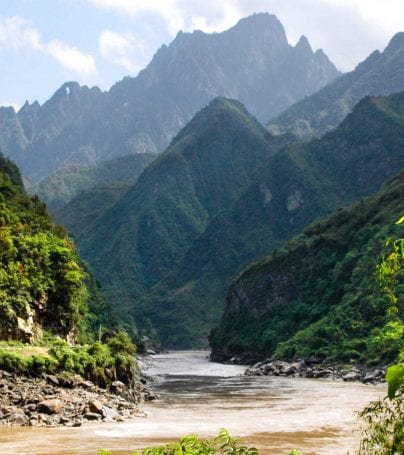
[[385, 31, 404, 52], [295, 35, 313, 54]]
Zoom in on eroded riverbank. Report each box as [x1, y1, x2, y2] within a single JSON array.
[[0, 351, 384, 454]]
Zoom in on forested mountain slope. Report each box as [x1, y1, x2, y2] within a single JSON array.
[[138, 92, 404, 347], [211, 172, 404, 364], [0, 152, 111, 343], [77, 98, 293, 321]]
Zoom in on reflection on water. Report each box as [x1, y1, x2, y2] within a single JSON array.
[[0, 351, 383, 455]]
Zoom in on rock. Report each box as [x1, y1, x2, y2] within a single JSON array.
[[46, 375, 59, 386], [244, 367, 263, 376], [9, 412, 28, 425], [343, 371, 361, 381], [88, 400, 104, 414], [84, 412, 101, 421], [59, 415, 70, 425], [313, 369, 332, 379], [72, 420, 82, 427], [101, 406, 120, 419], [37, 399, 62, 414], [80, 380, 94, 389], [362, 369, 384, 384], [110, 381, 125, 390], [41, 386, 55, 396], [143, 390, 158, 401]]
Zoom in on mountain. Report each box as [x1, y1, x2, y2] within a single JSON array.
[[76, 98, 293, 321], [210, 171, 404, 365], [0, 13, 338, 181], [137, 92, 404, 347], [31, 153, 155, 212], [268, 32, 404, 137], [0, 152, 111, 343]]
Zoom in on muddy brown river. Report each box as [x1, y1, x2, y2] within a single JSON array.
[[0, 351, 383, 454]]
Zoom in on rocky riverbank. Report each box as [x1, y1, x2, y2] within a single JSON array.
[[244, 358, 386, 383], [0, 366, 157, 427]]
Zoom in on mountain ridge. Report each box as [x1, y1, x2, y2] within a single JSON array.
[[0, 13, 338, 181]]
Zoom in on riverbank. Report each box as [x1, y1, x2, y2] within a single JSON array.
[[242, 358, 386, 383], [0, 366, 157, 427], [0, 351, 384, 455]]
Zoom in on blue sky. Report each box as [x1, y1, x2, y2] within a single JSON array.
[[1, 0, 403, 109]]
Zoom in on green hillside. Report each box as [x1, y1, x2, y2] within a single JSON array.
[[0, 152, 110, 343], [78, 98, 291, 321], [32, 153, 155, 212], [210, 172, 404, 364], [139, 92, 404, 347]]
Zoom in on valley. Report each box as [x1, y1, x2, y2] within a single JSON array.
[[0, 6, 402, 454]]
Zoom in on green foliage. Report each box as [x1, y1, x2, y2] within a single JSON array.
[[139, 92, 404, 348], [0, 331, 135, 386], [99, 429, 259, 454], [34, 153, 155, 213], [357, 395, 403, 455], [0, 153, 116, 344], [357, 215, 403, 454], [211, 172, 404, 363]]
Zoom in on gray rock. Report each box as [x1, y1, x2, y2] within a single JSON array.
[[84, 412, 101, 421], [9, 412, 28, 425], [101, 406, 120, 419], [343, 371, 361, 381]]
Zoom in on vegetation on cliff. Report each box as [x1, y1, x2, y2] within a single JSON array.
[[0, 150, 119, 344], [138, 92, 404, 347], [210, 172, 403, 364]]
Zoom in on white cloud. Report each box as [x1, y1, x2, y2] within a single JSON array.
[[0, 16, 41, 50], [99, 30, 146, 72], [0, 15, 96, 76], [46, 40, 96, 75]]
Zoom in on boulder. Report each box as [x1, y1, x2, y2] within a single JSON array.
[[88, 400, 104, 414], [37, 399, 62, 414], [343, 371, 361, 382], [101, 406, 120, 420]]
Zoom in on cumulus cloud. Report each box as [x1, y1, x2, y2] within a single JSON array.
[[46, 40, 96, 75], [0, 15, 96, 76], [86, 0, 404, 70], [99, 30, 146, 72]]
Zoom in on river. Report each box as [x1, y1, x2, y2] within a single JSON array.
[[0, 351, 383, 454]]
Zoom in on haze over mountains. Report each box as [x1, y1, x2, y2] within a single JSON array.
[[268, 32, 404, 137], [0, 13, 338, 182]]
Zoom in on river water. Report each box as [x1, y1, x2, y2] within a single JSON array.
[[0, 351, 383, 454]]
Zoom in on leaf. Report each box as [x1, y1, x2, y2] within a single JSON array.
[[385, 364, 404, 399], [395, 216, 404, 225]]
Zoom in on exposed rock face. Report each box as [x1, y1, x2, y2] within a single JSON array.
[[268, 32, 404, 137], [0, 368, 156, 427], [0, 13, 339, 181]]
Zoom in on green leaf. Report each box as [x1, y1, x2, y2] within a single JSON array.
[[386, 364, 404, 399]]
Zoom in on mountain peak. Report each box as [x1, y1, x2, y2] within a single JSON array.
[[295, 35, 313, 54], [385, 32, 404, 53]]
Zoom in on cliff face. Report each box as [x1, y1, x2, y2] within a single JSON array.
[[0, 153, 100, 344]]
